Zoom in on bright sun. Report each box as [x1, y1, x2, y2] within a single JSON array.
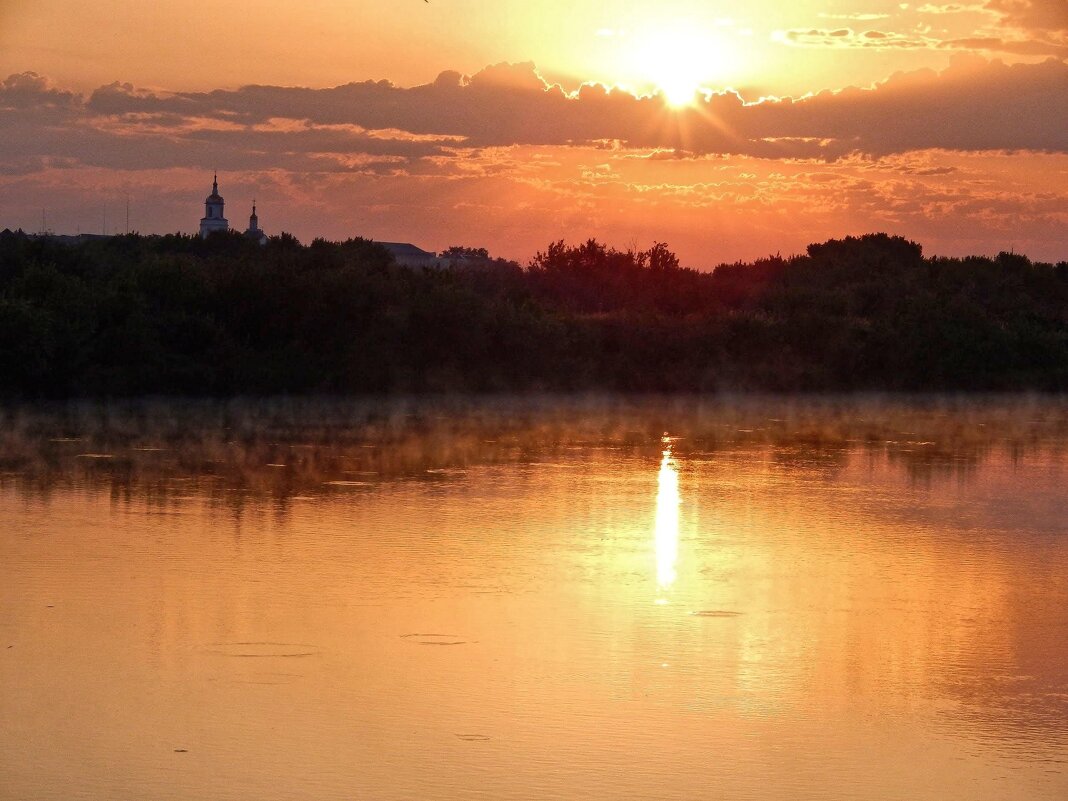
[[631, 26, 733, 107]]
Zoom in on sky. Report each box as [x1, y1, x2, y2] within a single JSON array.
[[1, 0, 1066, 266]]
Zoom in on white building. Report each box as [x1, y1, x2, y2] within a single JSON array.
[[199, 173, 228, 238]]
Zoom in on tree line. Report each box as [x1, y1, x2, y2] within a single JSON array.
[[0, 228, 1065, 396]]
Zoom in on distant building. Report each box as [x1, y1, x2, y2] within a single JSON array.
[[244, 201, 266, 245], [199, 173, 228, 238], [378, 241, 442, 269]]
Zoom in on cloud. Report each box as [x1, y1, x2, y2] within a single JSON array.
[[940, 35, 1068, 54], [776, 22, 1068, 56], [817, 12, 892, 20], [0, 73, 455, 175], [740, 57, 1067, 156], [776, 28, 931, 48], [985, 0, 1068, 34], [780, 2, 1067, 56], [80, 58, 1068, 160], [1, 146, 1064, 265], [0, 71, 78, 110], [916, 3, 987, 14], [0, 56, 1065, 183]]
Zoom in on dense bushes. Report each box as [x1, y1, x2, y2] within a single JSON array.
[[0, 228, 1065, 396]]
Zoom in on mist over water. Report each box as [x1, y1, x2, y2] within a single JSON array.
[[1, 396, 1066, 801]]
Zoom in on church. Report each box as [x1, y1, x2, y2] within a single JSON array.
[[199, 173, 266, 244]]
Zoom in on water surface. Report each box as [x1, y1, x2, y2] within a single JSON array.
[[1, 397, 1066, 800]]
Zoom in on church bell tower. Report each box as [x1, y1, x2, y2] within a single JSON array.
[[199, 173, 229, 238]]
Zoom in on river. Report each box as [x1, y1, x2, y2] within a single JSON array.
[[1, 396, 1065, 800]]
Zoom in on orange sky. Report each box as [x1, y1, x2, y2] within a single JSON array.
[[1, 0, 1066, 265]]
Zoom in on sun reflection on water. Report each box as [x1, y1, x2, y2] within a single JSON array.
[[655, 436, 680, 592]]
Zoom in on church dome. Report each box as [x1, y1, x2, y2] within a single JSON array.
[[205, 173, 224, 204]]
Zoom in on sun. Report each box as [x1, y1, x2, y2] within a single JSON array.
[[646, 37, 704, 106], [631, 26, 733, 107], [659, 72, 701, 107]]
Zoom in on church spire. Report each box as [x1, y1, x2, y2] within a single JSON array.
[[244, 196, 266, 244], [212, 172, 218, 195]]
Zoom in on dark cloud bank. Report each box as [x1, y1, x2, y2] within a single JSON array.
[[2, 56, 1067, 170]]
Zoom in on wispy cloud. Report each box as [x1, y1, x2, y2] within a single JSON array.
[[779, 1, 1067, 57], [775, 23, 1067, 56], [775, 28, 931, 48], [817, 12, 893, 20]]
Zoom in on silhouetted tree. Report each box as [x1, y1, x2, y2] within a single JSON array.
[[0, 230, 1063, 397]]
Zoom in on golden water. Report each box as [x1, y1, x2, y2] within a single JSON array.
[[1, 397, 1066, 800]]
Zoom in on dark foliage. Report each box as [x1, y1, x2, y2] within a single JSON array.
[[0, 229, 1064, 396]]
